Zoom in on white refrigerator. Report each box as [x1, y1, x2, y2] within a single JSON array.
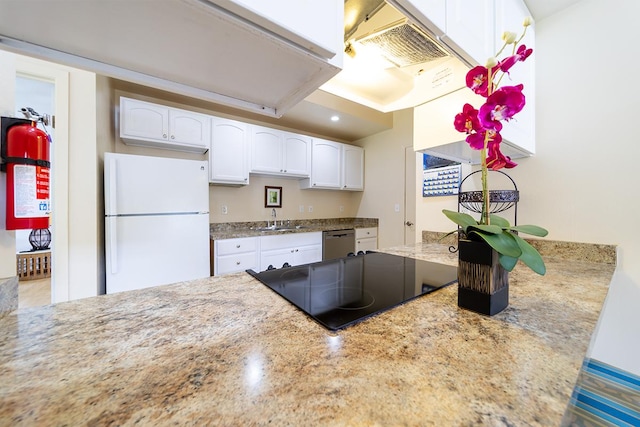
[[104, 153, 210, 294]]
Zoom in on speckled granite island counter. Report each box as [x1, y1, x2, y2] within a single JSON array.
[[0, 243, 615, 426]]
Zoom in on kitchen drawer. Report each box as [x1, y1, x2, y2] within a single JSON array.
[[216, 237, 259, 256], [216, 252, 259, 275], [260, 232, 322, 251], [355, 227, 377, 239]]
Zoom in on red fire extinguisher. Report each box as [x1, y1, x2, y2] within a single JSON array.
[[1, 111, 51, 230]]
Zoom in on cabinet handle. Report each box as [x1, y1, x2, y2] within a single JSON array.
[[163, 133, 167, 139], [170, 135, 175, 139], [295, 249, 299, 252], [236, 244, 241, 248], [284, 169, 287, 173], [236, 261, 241, 265], [290, 249, 295, 253]]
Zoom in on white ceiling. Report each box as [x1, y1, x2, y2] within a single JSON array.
[[273, 0, 585, 143]]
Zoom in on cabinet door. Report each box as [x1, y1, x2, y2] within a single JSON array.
[[294, 244, 322, 266], [168, 108, 211, 147], [250, 126, 284, 174], [282, 132, 311, 177], [260, 248, 293, 271], [356, 237, 377, 253], [444, 0, 494, 65], [120, 97, 168, 142], [309, 139, 341, 189], [210, 117, 249, 184], [495, 0, 535, 154], [341, 145, 364, 191]]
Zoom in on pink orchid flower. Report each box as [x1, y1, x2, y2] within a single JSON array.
[[487, 142, 518, 170], [478, 84, 526, 131], [466, 129, 502, 150], [454, 103, 481, 134], [499, 44, 533, 73], [465, 65, 498, 97]]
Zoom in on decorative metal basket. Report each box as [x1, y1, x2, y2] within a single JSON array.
[[458, 170, 519, 222]]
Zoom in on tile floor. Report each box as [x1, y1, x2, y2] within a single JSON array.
[[18, 278, 51, 308]]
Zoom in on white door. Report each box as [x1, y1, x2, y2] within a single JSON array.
[[404, 147, 417, 245]]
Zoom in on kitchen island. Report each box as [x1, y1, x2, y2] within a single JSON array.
[[0, 243, 615, 426]]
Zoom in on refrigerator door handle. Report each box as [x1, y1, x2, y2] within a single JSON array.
[[108, 217, 118, 274]]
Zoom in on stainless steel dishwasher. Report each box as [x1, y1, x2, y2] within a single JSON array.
[[322, 229, 355, 260]]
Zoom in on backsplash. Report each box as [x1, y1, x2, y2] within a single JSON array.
[[421, 230, 617, 265]]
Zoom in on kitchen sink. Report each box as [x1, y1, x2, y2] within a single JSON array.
[[253, 225, 309, 232]]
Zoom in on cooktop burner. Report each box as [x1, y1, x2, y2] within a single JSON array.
[[247, 252, 458, 331]]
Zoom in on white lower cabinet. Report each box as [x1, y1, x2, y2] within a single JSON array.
[[214, 237, 259, 275], [259, 232, 322, 271], [355, 227, 378, 253]]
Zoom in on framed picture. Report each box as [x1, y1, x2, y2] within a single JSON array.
[[265, 186, 282, 208]]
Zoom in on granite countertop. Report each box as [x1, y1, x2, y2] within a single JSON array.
[[210, 218, 378, 240], [0, 243, 615, 426]]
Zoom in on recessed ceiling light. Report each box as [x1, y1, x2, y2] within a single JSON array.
[[330, 115, 340, 122]]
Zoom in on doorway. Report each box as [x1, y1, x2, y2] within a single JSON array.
[[14, 74, 55, 308], [11, 54, 71, 305]]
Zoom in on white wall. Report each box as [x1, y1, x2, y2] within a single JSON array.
[[415, 0, 640, 375], [356, 109, 412, 249]]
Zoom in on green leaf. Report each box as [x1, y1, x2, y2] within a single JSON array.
[[499, 254, 518, 271], [511, 233, 547, 275], [442, 209, 478, 231], [489, 214, 510, 228], [468, 230, 522, 258], [511, 224, 549, 237], [468, 224, 504, 235]]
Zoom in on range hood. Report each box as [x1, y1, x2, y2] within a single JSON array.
[[321, 1, 470, 113], [0, 0, 342, 117]]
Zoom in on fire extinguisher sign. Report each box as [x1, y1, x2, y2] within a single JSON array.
[[13, 164, 50, 218]]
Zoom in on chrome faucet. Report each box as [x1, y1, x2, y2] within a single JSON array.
[[268, 208, 277, 228]]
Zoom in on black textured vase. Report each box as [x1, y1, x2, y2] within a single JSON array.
[[457, 239, 509, 315]]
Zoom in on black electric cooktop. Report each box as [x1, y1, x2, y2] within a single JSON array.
[[247, 252, 458, 331]]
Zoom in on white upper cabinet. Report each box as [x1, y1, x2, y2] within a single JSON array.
[[495, 0, 535, 154], [250, 126, 311, 178], [411, 0, 536, 164], [341, 145, 364, 191], [210, 117, 250, 185], [251, 126, 283, 175], [442, 0, 495, 66], [282, 132, 312, 177], [304, 139, 342, 189], [387, 0, 494, 67], [302, 140, 364, 191], [119, 97, 210, 153]]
